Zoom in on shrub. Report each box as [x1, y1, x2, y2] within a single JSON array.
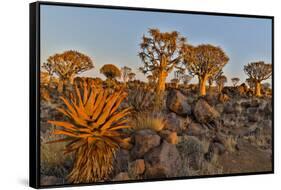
[[40, 127, 74, 178], [48, 84, 131, 183], [127, 88, 156, 112]]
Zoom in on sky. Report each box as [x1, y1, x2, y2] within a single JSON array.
[[40, 5, 272, 85]]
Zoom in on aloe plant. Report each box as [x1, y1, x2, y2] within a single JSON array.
[[48, 81, 131, 183]]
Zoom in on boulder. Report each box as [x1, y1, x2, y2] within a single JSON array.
[[222, 86, 239, 97], [265, 102, 272, 113], [250, 99, 260, 107], [224, 102, 235, 114], [204, 94, 217, 106], [167, 132, 178, 144], [247, 107, 258, 115], [237, 83, 248, 95], [40, 175, 64, 186], [193, 99, 220, 123], [128, 159, 145, 177], [218, 93, 230, 103], [131, 129, 161, 159], [144, 141, 182, 178], [186, 122, 207, 136], [215, 103, 224, 114], [241, 101, 252, 108], [248, 114, 260, 122], [113, 172, 130, 181], [166, 90, 192, 116], [113, 149, 130, 174], [159, 130, 178, 144], [165, 112, 190, 132], [224, 102, 241, 114]]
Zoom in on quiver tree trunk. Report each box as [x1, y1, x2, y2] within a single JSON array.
[[199, 75, 208, 96], [156, 70, 168, 94], [218, 84, 223, 93], [154, 70, 168, 111], [255, 81, 261, 97]]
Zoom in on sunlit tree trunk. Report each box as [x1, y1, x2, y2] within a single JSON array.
[[255, 81, 261, 97], [69, 75, 75, 84], [156, 70, 167, 94], [218, 84, 223, 93], [199, 75, 207, 96]]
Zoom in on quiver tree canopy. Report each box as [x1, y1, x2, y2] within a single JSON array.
[[43, 50, 94, 82], [100, 64, 121, 80], [244, 61, 272, 82]]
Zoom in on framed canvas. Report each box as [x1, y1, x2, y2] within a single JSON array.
[[29, 1, 274, 188]]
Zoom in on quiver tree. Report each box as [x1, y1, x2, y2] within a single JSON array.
[[244, 61, 272, 97], [100, 64, 121, 80], [121, 66, 132, 84], [128, 72, 136, 81], [139, 28, 187, 94], [182, 44, 229, 96], [216, 75, 227, 93], [231, 77, 240, 87], [43, 50, 94, 92]]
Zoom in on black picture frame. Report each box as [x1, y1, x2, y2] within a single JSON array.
[[30, 1, 274, 189]]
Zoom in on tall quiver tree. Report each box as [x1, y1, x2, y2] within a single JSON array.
[[182, 44, 229, 96], [43, 50, 94, 92], [138, 28, 187, 95], [244, 61, 272, 97]]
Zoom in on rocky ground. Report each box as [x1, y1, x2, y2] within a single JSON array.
[[40, 85, 272, 185]]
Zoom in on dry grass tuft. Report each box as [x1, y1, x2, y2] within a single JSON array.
[[224, 135, 238, 153], [131, 112, 166, 132]]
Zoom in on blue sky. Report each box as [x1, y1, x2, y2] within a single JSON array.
[[40, 5, 272, 85]]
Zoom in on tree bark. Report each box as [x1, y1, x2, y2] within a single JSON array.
[[255, 81, 261, 97], [218, 84, 223, 93], [156, 70, 167, 94], [199, 75, 207, 96]]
